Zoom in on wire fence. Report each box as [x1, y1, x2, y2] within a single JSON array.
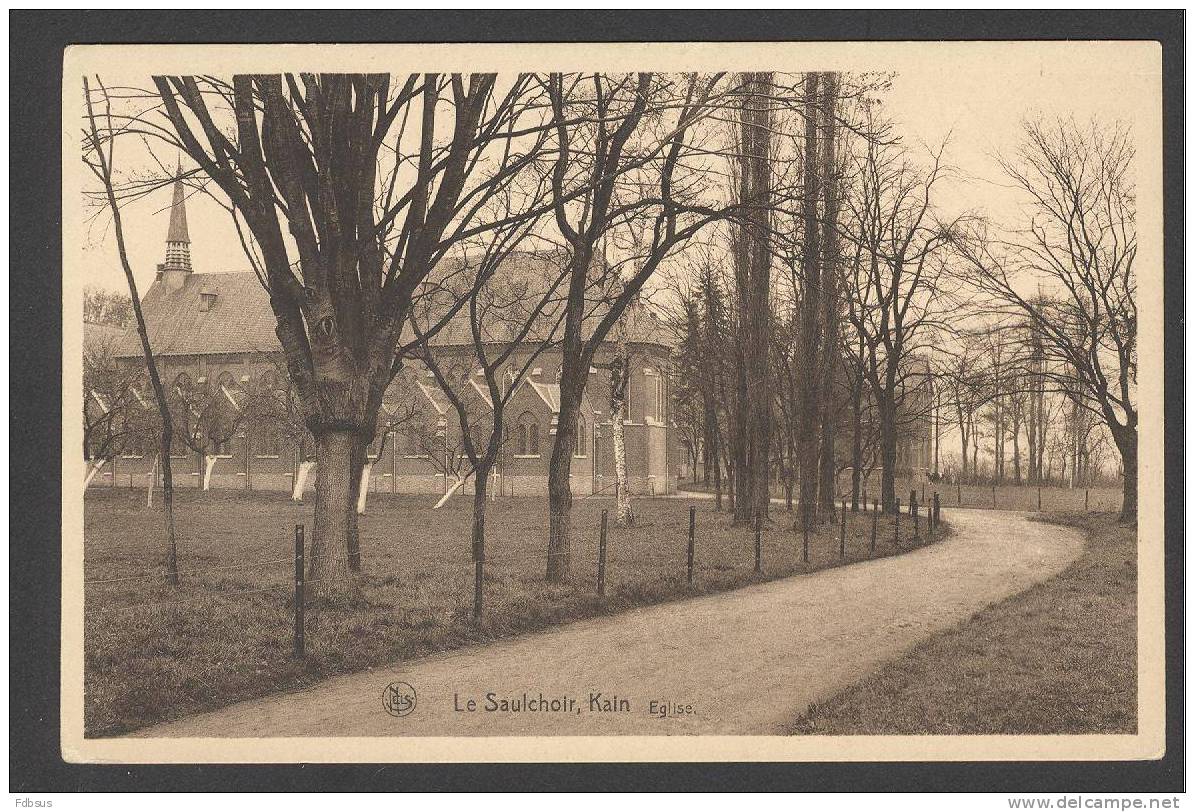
[[85, 494, 946, 664]]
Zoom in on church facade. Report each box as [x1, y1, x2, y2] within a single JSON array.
[[95, 175, 682, 498]]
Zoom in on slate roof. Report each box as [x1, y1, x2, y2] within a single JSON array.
[[113, 272, 279, 358], [115, 251, 674, 359]]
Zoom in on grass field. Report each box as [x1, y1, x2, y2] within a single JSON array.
[[84, 488, 940, 736], [678, 478, 1124, 513], [788, 512, 1136, 735]]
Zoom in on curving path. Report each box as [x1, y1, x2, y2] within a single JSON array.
[[133, 509, 1083, 738]]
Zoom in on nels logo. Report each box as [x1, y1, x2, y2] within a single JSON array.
[[383, 681, 417, 718]]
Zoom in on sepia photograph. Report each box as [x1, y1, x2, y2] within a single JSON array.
[[25, 18, 1175, 784]]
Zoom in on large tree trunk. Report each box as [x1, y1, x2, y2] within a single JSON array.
[[346, 437, 366, 570], [816, 72, 841, 514], [1112, 425, 1137, 523], [796, 71, 822, 523], [309, 429, 355, 600]]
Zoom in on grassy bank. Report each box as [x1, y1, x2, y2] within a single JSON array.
[[789, 512, 1136, 735], [85, 489, 939, 736]]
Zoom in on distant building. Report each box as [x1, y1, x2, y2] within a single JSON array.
[[99, 172, 681, 497]]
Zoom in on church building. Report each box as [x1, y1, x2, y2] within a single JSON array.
[[97, 173, 682, 498]]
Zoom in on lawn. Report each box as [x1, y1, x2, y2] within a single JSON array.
[[678, 478, 1124, 513], [84, 487, 940, 736], [788, 512, 1136, 735]]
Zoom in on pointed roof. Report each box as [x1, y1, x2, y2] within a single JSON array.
[[166, 166, 190, 244]]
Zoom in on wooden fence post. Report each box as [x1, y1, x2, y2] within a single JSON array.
[[687, 505, 695, 585], [801, 502, 810, 564], [1037, 485, 1042, 511], [293, 524, 305, 659], [598, 509, 608, 596], [839, 498, 847, 559], [754, 513, 762, 574], [957, 481, 962, 505], [992, 483, 997, 508], [870, 499, 878, 555], [1085, 488, 1090, 511], [894, 498, 901, 546]]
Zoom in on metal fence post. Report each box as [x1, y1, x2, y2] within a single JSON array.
[[472, 514, 484, 621], [598, 509, 608, 596], [839, 498, 847, 559], [293, 524, 305, 659], [754, 513, 762, 573], [686, 506, 695, 585]]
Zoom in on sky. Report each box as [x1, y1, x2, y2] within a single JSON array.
[[77, 45, 1160, 298], [72, 45, 1158, 473]]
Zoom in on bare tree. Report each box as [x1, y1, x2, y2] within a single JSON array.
[[139, 73, 554, 597], [541, 72, 736, 581], [82, 77, 178, 584], [840, 119, 957, 512], [956, 118, 1137, 521]]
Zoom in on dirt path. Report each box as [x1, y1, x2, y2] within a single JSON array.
[[133, 509, 1083, 738]]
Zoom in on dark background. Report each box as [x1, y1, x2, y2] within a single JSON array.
[[10, 9, 1184, 792]]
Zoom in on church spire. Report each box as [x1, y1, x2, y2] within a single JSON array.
[[160, 162, 192, 290]]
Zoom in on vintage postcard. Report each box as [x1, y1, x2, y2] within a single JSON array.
[[60, 39, 1164, 765]]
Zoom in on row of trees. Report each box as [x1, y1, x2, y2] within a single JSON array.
[[82, 70, 1139, 603], [669, 71, 951, 526], [668, 90, 1138, 524]]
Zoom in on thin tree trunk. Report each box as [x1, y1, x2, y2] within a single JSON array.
[[850, 379, 863, 511], [880, 395, 898, 512], [546, 431, 574, 582], [610, 325, 634, 527]]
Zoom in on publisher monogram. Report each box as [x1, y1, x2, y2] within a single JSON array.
[[382, 682, 417, 718]]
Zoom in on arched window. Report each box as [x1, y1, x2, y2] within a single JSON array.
[[516, 411, 539, 456], [574, 416, 587, 456]]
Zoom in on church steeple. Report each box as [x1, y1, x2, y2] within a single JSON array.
[[159, 162, 192, 291]]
